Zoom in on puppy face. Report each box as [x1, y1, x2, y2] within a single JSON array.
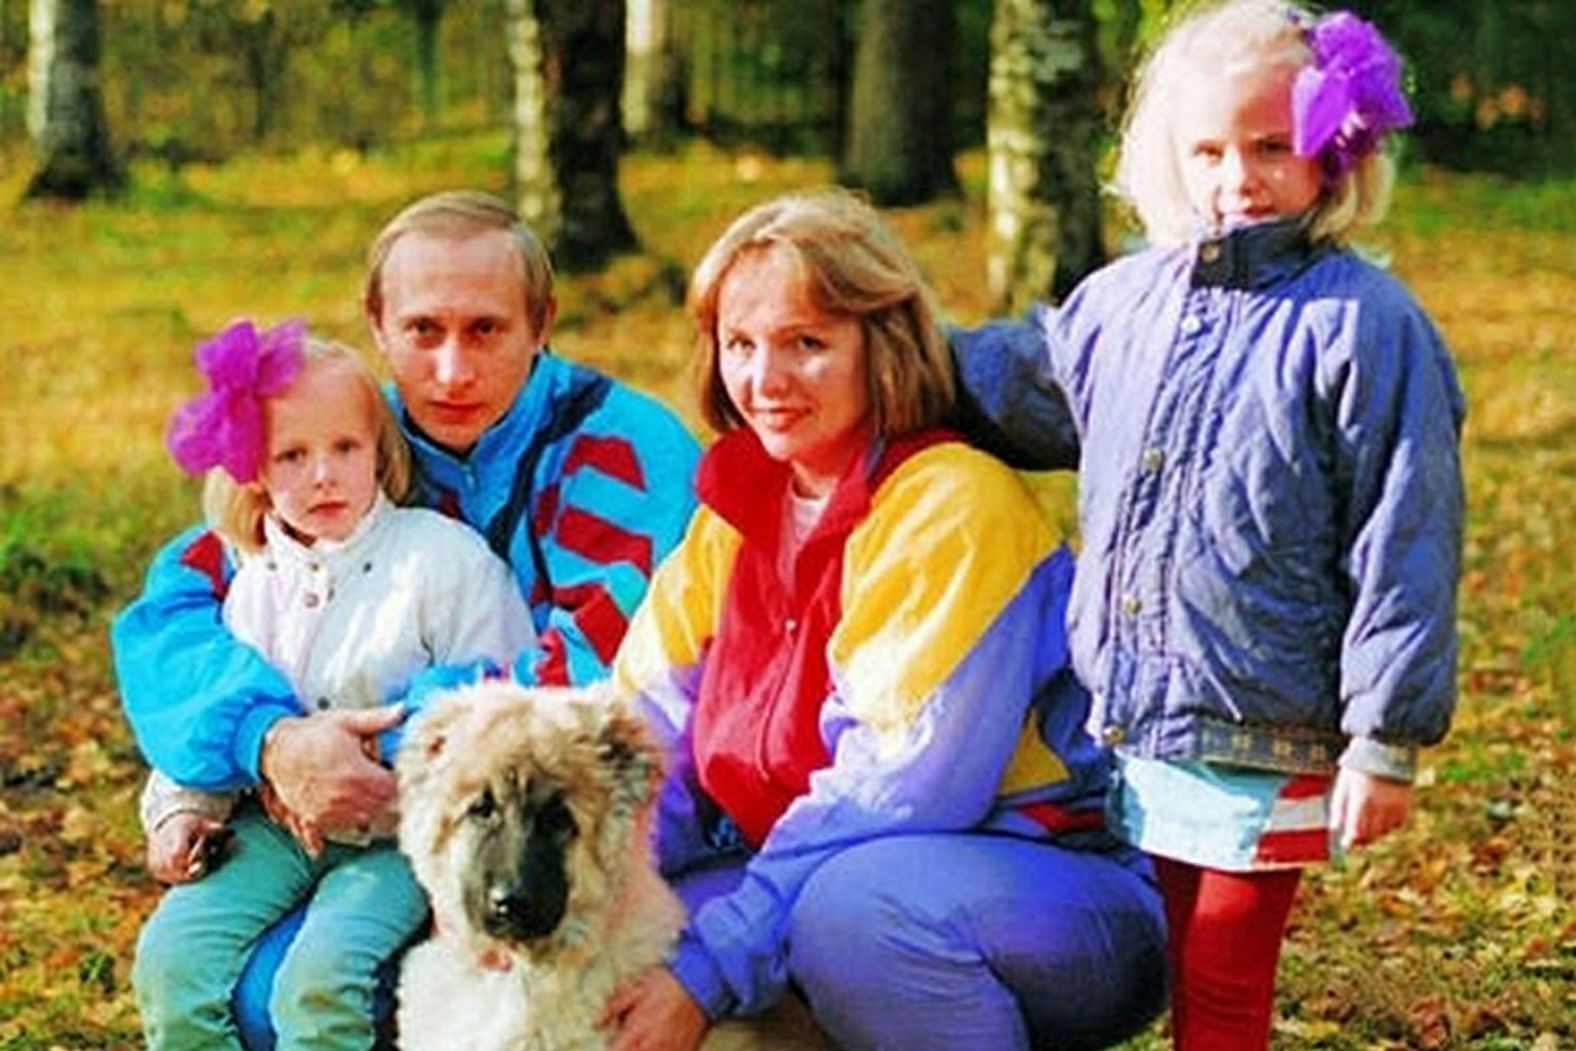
[[456, 767, 577, 943], [398, 681, 663, 962]]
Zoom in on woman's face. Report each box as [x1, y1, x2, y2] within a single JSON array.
[[716, 249, 872, 498]]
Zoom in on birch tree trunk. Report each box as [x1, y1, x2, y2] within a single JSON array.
[[839, 0, 957, 206], [622, 0, 681, 145], [26, 0, 120, 200], [506, 0, 636, 269], [986, 0, 1103, 312]]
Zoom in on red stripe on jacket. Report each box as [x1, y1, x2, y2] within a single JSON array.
[[691, 427, 958, 848], [178, 531, 230, 601], [556, 507, 654, 578], [563, 434, 647, 491]]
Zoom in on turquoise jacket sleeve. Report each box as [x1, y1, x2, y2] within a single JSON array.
[[111, 526, 300, 789]]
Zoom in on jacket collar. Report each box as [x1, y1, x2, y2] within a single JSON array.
[[260, 490, 393, 574], [697, 429, 888, 552], [1189, 215, 1329, 290], [393, 350, 568, 491]]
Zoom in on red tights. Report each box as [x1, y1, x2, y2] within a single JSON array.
[[1153, 857, 1303, 1051]]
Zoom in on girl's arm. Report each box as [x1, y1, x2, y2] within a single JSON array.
[[667, 450, 1065, 1018], [112, 526, 300, 790], [1331, 280, 1467, 779], [948, 310, 1079, 470]]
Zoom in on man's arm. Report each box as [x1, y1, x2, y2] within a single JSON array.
[[511, 390, 701, 688], [112, 526, 299, 790], [114, 527, 398, 836]]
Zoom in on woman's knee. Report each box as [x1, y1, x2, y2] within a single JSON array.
[[786, 838, 1031, 1051]]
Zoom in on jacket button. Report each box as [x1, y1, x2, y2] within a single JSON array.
[[1120, 594, 1141, 616], [1142, 447, 1165, 473], [1200, 241, 1222, 263], [1101, 724, 1126, 746], [1180, 314, 1204, 335], [303, 593, 321, 609]]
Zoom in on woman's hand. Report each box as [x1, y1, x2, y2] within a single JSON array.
[[1330, 767, 1412, 851], [602, 967, 709, 1051], [146, 812, 229, 883]]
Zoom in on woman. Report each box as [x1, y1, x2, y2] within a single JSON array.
[[603, 190, 1167, 1051]]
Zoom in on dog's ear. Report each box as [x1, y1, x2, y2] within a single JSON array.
[[397, 691, 466, 788], [593, 693, 665, 810]]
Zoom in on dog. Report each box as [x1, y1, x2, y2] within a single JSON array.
[[395, 680, 832, 1051]]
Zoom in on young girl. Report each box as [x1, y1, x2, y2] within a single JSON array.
[[131, 319, 535, 1050], [959, 3, 1464, 1048]]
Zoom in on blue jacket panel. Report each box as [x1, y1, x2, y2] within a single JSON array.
[[953, 218, 1465, 777], [113, 352, 700, 790]]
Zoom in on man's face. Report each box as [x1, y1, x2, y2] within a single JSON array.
[[368, 228, 551, 453]]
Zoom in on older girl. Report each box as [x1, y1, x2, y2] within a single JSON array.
[[956, 3, 1464, 1048]]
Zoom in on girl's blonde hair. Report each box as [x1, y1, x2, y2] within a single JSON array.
[[688, 188, 955, 438], [1114, 0, 1396, 247], [202, 338, 411, 553]]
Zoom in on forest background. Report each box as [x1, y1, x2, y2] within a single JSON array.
[[0, 1, 1573, 1049]]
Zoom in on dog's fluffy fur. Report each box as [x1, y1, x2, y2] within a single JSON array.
[[396, 681, 682, 1050], [395, 681, 832, 1051]]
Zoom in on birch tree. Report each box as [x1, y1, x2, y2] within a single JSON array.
[[26, 0, 120, 200], [986, 0, 1103, 311], [505, 0, 636, 268]]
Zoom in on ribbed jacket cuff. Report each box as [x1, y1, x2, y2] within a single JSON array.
[[236, 704, 298, 783], [1338, 737, 1418, 782], [669, 933, 736, 1022]]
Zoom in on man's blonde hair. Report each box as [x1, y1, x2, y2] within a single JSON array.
[[203, 339, 411, 553], [364, 190, 556, 333], [1114, 0, 1396, 247], [688, 188, 955, 438]]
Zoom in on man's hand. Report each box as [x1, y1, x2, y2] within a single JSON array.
[[602, 967, 709, 1051], [146, 812, 229, 884], [259, 707, 404, 846], [1330, 767, 1413, 851]]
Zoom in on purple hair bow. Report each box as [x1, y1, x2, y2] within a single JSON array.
[[166, 318, 306, 483], [1292, 11, 1413, 180]]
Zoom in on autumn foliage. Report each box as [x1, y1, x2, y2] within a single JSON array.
[[0, 140, 1572, 1049]]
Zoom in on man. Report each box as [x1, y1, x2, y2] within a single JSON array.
[[113, 190, 700, 1045]]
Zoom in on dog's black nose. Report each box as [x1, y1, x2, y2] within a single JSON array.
[[484, 882, 567, 942]]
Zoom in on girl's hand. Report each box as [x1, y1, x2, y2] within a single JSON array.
[[601, 967, 709, 1051], [1330, 767, 1412, 851], [146, 812, 228, 883]]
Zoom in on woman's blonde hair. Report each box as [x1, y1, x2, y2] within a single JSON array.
[[202, 338, 412, 553], [688, 188, 955, 438], [1114, 0, 1397, 247]]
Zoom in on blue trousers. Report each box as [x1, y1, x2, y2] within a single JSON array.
[[134, 811, 427, 1051], [235, 831, 1166, 1051], [675, 833, 1168, 1051]]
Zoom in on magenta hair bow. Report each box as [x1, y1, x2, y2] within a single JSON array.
[[1292, 11, 1413, 181], [166, 318, 307, 483]]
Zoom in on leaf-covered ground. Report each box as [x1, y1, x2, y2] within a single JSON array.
[[0, 140, 1572, 1049]]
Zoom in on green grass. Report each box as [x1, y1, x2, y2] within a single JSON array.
[[1, 135, 1574, 1049]]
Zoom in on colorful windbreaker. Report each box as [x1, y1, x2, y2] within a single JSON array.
[[611, 427, 1110, 1018], [113, 352, 699, 791]]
